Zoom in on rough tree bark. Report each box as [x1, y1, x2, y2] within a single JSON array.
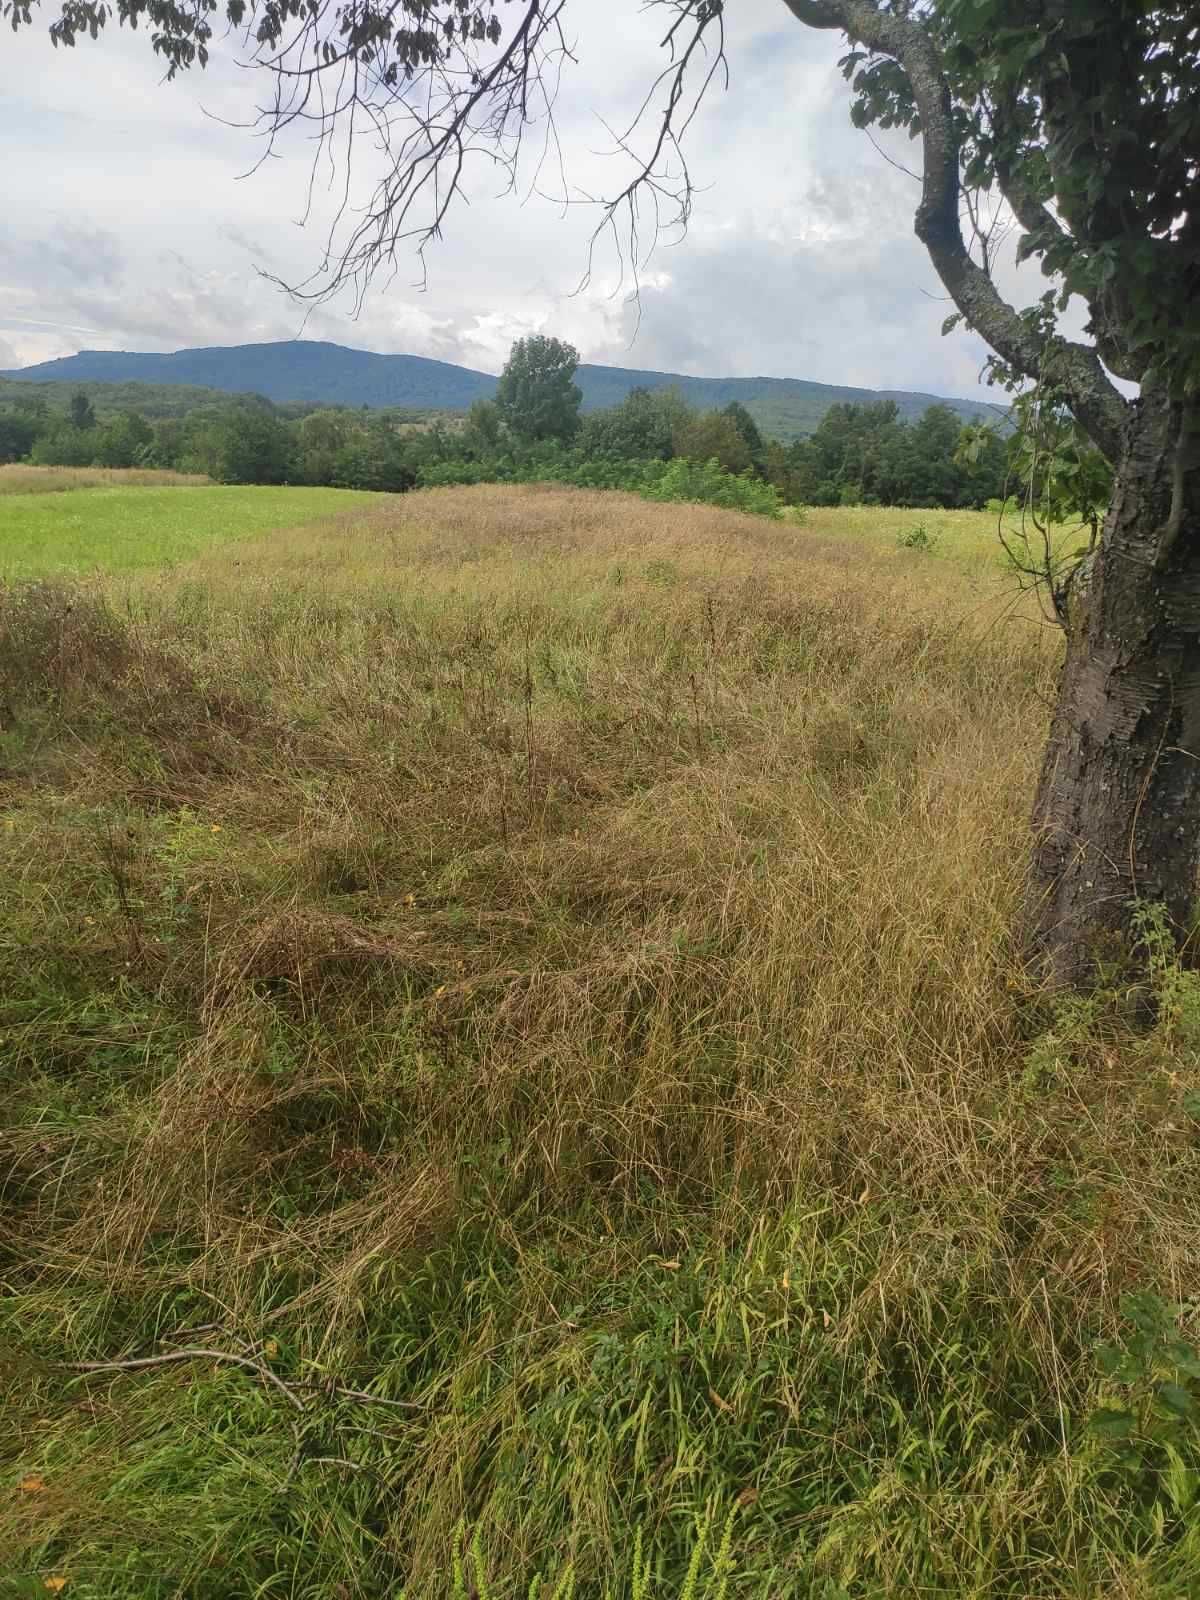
[[1031, 393, 1200, 985]]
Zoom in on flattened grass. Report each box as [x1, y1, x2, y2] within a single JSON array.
[[2, 486, 1199, 1599]]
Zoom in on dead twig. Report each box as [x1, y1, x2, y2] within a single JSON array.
[[67, 1347, 307, 1413]]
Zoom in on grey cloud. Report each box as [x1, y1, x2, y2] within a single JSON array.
[[0, 0, 1106, 401], [598, 226, 993, 398]]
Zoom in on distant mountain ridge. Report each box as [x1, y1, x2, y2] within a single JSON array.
[[2, 339, 1001, 440]]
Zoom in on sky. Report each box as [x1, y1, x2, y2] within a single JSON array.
[[0, 0, 1049, 398]]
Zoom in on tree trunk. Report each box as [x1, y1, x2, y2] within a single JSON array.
[[1031, 388, 1200, 987]]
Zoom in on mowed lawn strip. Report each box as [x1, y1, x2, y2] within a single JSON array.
[[0, 485, 381, 578]]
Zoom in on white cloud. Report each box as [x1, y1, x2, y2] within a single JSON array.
[[0, 0, 1071, 399]]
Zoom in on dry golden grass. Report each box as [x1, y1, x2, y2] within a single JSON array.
[[0, 463, 212, 493], [2, 485, 1199, 1598]]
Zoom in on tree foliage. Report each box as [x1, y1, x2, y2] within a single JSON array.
[[1, 343, 1004, 508], [721, 400, 765, 466], [578, 387, 692, 463], [495, 335, 583, 445], [94, 409, 154, 468], [672, 408, 753, 475], [68, 390, 96, 431], [765, 398, 1007, 509], [785, 0, 1197, 446]]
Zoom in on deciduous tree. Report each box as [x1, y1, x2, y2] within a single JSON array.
[[495, 336, 582, 445]]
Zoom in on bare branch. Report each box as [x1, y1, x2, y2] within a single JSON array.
[[69, 1346, 307, 1411]]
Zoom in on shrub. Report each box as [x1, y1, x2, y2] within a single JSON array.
[[896, 522, 940, 553], [418, 452, 785, 519], [642, 457, 784, 518]]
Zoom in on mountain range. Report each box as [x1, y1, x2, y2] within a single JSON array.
[[2, 340, 1002, 441]]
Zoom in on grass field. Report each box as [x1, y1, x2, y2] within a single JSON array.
[[0, 466, 213, 497], [0, 482, 379, 578], [801, 503, 1005, 562], [2, 483, 1199, 1599]]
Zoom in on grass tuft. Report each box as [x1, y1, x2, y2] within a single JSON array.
[[2, 485, 1200, 1597]]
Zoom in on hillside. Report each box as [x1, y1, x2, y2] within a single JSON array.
[[0, 374, 258, 421], [2, 339, 1002, 440], [1, 343, 494, 414]]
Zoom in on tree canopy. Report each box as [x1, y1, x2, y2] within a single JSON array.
[[495, 335, 583, 445]]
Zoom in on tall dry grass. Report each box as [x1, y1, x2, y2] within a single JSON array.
[[0, 463, 211, 494], [2, 486, 1199, 1598]]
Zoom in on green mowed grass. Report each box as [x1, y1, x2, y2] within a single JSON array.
[[0, 485, 380, 578]]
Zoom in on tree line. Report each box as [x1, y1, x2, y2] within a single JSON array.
[[0, 335, 1015, 512]]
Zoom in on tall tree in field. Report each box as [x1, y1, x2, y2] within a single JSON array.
[[9, 0, 1199, 985], [495, 336, 582, 445]]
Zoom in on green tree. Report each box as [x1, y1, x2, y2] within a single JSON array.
[[953, 421, 1010, 512], [68, 391, 96, 432], [463, 398, 503, 456], [94, 410, 153, 469], [212, 404, 294, 485], [331, 415, 416, 492], [0, 408, 39, 464], [721, 401, 765, 471], [903, 404, 965, 508], [15, 0, 1200, 983], [148, 417, 187, 470], [578, 387, 693, 463], [761, 439, 811, 506], [29, 421, 97, 468], [495, 336, 582, 445], [295, 408, 353, 486], [672, 409, 753, 475]]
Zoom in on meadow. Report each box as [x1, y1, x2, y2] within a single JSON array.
[[2, 482, 1199, 1599], [0, 475, 377, 578]]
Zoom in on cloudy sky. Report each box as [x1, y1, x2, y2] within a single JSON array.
[[1, 0, 1043, 397]]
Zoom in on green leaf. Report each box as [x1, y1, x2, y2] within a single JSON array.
[[941, 313, 964, 337], [1157, 1383, 1195, 1419], [1096, 1343, 1124, 1376], [1089, 1406, 1136, 1439]]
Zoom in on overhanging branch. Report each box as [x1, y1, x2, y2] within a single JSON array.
[[780, 0, 1131, 464]]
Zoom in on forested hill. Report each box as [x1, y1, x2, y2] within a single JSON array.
[[2, 340, 999, 441]]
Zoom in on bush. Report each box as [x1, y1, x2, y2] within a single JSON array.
[[896, 522, 940, 553], [641, 457, 784, 518], [418, 452, 784, 519], [28, 423, 98, 469]]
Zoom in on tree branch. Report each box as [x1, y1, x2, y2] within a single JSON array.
[[779, 0, 1131, 464]]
